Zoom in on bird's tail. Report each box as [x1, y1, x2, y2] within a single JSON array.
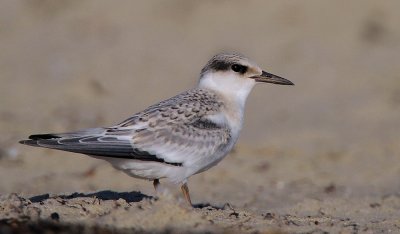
[[18, 128, 140, 158], [19, 128, 107, 150]]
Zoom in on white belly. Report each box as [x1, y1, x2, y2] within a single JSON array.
[[91, 156, 189, 183]]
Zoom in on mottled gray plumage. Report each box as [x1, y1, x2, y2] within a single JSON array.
[[110, 88, 231, 166]]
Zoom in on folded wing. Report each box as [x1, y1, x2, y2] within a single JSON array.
[[19, 128, 175, 164], [19, 89, 231, 167]]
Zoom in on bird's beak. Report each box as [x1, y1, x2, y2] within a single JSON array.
[[251, 71, 294, 85]]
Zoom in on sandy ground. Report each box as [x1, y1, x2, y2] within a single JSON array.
[[1, 1, 400, 233]]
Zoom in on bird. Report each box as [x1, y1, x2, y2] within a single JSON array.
[[19, 52, 294, 206]]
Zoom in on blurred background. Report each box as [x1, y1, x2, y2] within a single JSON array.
[[0, 0, 399, 211]]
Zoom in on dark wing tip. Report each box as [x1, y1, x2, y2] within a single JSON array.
[[29, 134, 60, 140], [20, 133, 61, 146]]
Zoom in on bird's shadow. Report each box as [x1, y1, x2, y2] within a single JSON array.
[[29, 191, 227, 210], [193, 202, 232, 210], [29, 190, 152, 203]]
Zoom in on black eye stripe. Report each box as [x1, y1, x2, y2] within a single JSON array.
[[200, 60, 248, 77], [231, 64, 247, 74]]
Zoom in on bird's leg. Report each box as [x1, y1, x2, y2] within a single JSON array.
[[181, 182, 192, 206], [153, 179, 160, 192]]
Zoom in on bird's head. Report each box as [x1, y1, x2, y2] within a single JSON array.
[[198, 52, 293, 105]]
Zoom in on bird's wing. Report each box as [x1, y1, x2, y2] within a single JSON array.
[[113, 88, 232, 165], [19, 128, 166, 163], [124, 114, 231, 166], [20, 89, 231, 166]]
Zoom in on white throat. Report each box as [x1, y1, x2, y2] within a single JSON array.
[[198, 72, 256, 108]]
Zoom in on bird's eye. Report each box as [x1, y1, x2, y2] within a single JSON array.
[[231, 64, 247, 74]]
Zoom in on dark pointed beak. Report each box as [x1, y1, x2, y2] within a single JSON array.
[[251, 71, 294, 85]]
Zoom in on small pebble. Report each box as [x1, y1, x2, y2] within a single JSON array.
[[50, 212, 60, 221]]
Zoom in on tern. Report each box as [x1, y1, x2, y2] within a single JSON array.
[[20, 52, 294, 206]]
